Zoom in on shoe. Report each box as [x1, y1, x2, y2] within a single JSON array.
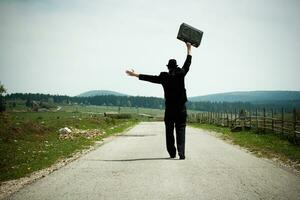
[[170, 155, 176, 159], [179, 156, 185, 160]]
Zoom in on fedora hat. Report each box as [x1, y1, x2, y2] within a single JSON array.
[[166, 59, 178, 68]]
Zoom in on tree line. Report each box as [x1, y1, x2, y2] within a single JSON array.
[[5, 93, 164, 109], [2, 92, 299, 113]]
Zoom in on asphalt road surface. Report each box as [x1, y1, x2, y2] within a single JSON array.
[[9, 122, 300, 200]]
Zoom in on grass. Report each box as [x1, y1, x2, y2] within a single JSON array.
[[60, 105, 165, 117], [189, 123, 300, 169], [0, 110, 138, 182]]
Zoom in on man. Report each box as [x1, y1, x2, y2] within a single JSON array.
[[126, 42, 192, 160]]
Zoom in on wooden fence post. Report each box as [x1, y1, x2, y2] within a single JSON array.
[[208, 112, 210, 124], [214, 112, 216, 125], [213, 112, 215, 124], [230, 111, 232, 127], [293, 108, 297, 143], [271, 109, 274, 132], [249, 110, 252, 128], [207, 112, 209, 123], [281, 108, 284, 135], [226, 111, 229, 127], [234, 109, 237, 127], [256, 108, 258, 130], [200, 113, 202, 123], [263, 108, 266, 133]]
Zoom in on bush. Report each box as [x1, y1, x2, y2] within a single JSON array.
[[113, 113, 132, 119], [0, 97, 5, 112]]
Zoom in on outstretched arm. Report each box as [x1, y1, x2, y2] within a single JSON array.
[[126, 69, 139, 78], [126, 69, 162, 84], [182, 42, 192, 75]]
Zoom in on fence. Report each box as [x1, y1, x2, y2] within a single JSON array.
[[188, 108, 300, 143]]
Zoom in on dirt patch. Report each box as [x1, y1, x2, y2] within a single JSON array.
[[58, 127, 103, 140]]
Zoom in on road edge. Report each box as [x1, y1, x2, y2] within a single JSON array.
[[0, 123, 139, 200], [188, 125, 300, 177]]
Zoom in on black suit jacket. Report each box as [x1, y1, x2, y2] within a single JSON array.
[[139, 55, 192, 108]]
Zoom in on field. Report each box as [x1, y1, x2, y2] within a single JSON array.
[[0, 104, 148, 182], [60, 105, 165, 117]]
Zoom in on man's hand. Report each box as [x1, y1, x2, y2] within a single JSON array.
[[126, 69, 139, 77], [186, 42, 192, 55]]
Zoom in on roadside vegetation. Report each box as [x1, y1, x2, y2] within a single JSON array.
[[189, 123, 300, 170], [0, 108, 140, 182]]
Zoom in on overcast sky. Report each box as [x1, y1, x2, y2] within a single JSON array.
[[0, 0, 299, 97]]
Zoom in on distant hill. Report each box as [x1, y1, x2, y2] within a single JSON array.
[[77, 90, 127, 97], [188, 91, 300, 103]]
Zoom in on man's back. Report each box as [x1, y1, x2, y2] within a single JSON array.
[[160, 68, 187, 107], [139, 55, 192, 108]]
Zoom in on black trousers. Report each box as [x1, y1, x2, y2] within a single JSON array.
[[164, 105, 187, 158]]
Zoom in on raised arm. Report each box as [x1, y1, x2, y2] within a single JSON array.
[[182, 42, 192, 75], [186, 42, 192, 56]]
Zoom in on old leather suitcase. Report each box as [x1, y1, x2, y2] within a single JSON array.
[[177, 23, 203, 48]]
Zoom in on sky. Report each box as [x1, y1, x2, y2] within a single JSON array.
[[0, 0, 299, 98]]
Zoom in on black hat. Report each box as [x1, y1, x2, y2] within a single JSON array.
[[166, 59, 178, 68]]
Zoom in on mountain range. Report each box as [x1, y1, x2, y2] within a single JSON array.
[[78, 90, 300, 103], [188, 91, 300, 103], [77, 90, 127, 97]]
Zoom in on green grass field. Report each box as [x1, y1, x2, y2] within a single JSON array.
[[61, 105, 165, 117], [189, 123, 300, 170], [0, 106, 140, 182]]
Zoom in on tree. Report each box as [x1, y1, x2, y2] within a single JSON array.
[[0, 82, 6, 112], [0, 83, 5, 94], [25, 99, 32, 107], [48, 97, 54, 104], [127, 100, 132, 107]]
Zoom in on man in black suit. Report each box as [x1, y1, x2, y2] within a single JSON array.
[[126, 42, 192, 159]]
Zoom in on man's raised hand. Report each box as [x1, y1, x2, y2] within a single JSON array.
[[186, 42, 192, 48], [126, 69, 139, 77], [186, 42, 192, 55]]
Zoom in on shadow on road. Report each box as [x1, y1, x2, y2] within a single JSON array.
[[87, 157, 172, 162], [115, 134, 157, 137]]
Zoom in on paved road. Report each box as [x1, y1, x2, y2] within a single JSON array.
[[9, 122, 300, 200]]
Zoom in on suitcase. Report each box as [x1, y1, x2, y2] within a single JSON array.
[[177, 23, 203, 48]]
